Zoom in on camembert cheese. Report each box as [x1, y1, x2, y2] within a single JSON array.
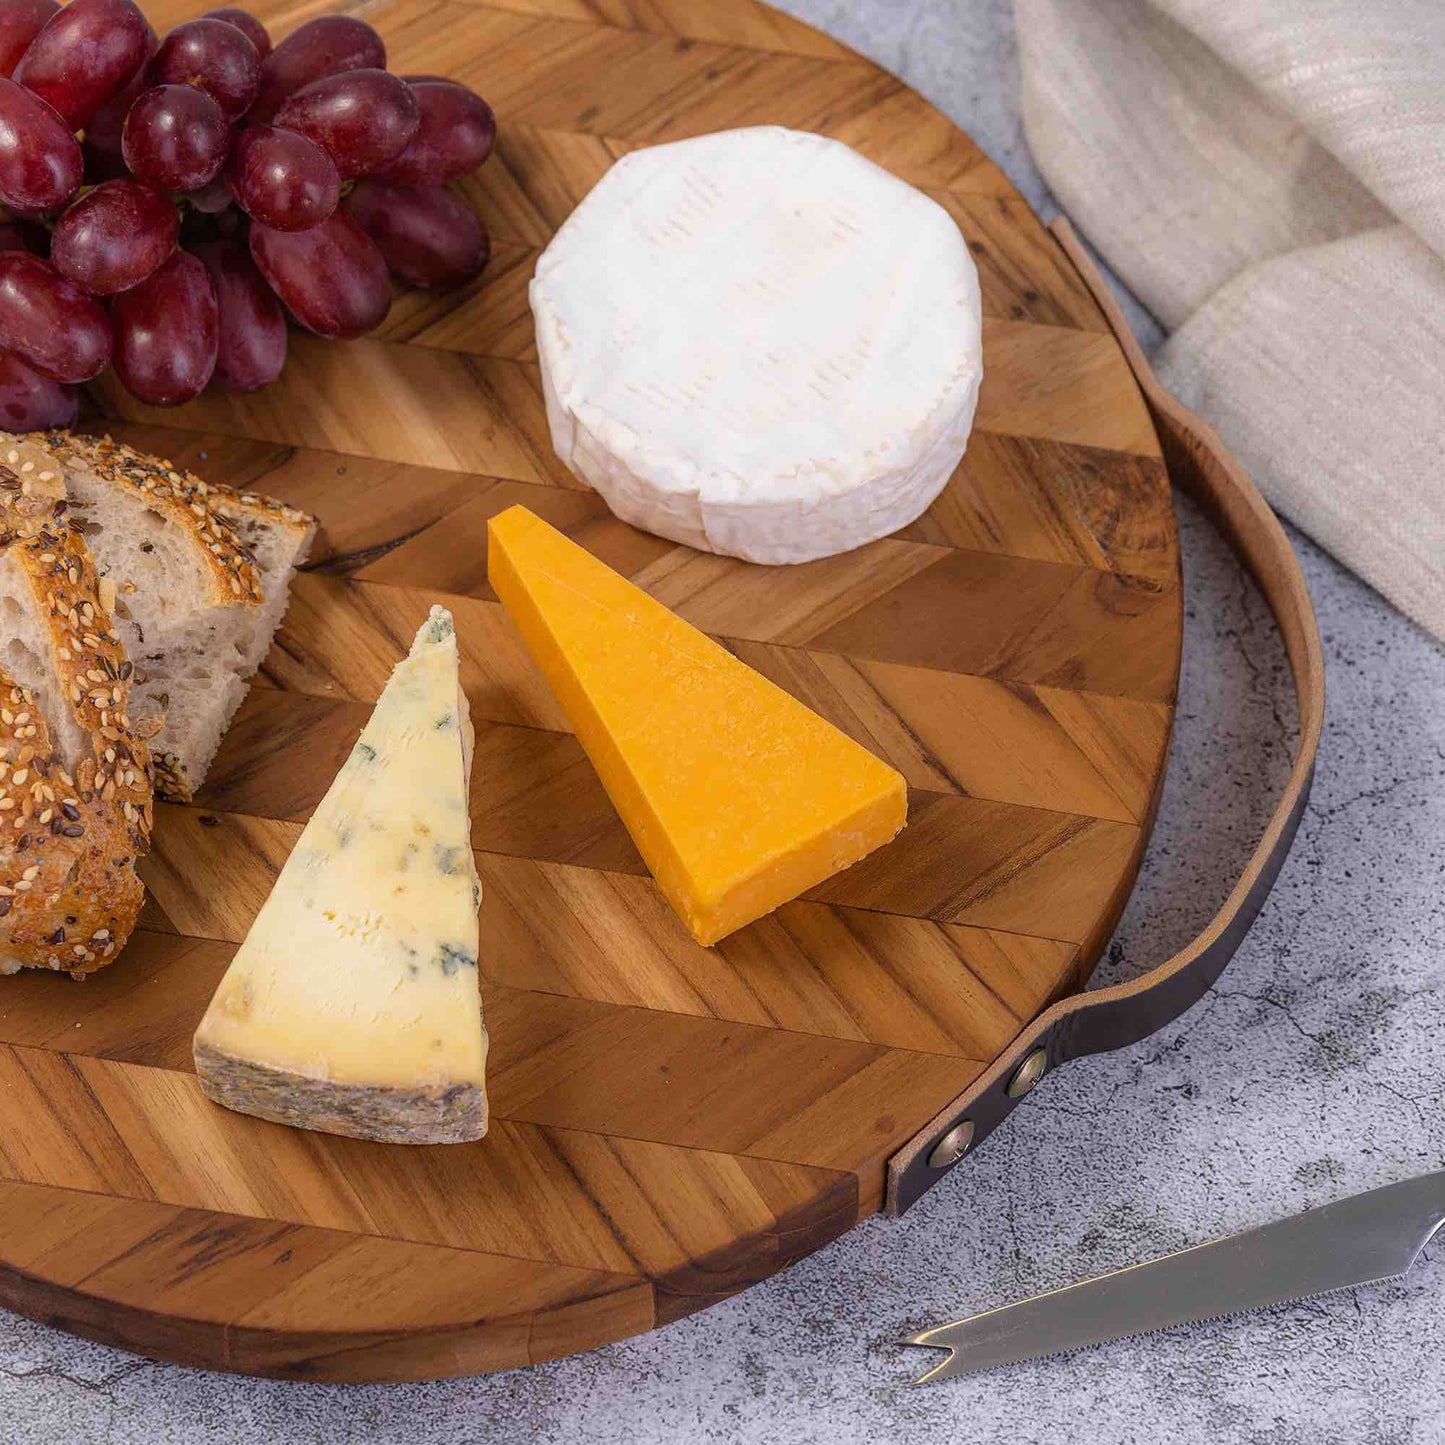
[[531, 126, 983, 564], [193, 606, 487, 1144], [489, 506, 908, 946]]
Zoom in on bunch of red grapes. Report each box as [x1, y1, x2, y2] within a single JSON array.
[[0, 0, 495, 430]]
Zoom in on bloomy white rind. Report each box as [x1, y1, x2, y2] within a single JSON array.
[[531, 126, 984, 565]]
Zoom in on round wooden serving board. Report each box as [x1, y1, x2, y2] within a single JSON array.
[[0, 0, 1182, 1382]]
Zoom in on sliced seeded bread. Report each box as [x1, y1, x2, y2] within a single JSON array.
[[0, 439, 153, 976], [34, 432, 318, 802]]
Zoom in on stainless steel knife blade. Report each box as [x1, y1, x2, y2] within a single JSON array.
[[906, 1170, 1445, 1383]]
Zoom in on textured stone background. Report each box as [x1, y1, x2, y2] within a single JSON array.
[[6, 2, 1445, 1441]]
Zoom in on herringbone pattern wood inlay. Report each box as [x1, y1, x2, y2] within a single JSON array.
[[0, 0, 1179, 1381]]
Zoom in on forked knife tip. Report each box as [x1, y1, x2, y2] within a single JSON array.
[[909, 1351, 959, 1386], [899, 1333, 957, 1385]]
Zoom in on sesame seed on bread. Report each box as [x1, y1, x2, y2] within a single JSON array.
[[201, 475, 316, 540], [0, 482, 153, 977], [44, 432, 265, 607], [19, 431, 318, 804], [0, 438, 66, 537]]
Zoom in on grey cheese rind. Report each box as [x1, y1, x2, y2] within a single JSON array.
[[193, 1042, 486, 1145]]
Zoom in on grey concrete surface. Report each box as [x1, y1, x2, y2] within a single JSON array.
[[5, 2, 1444, 1441]]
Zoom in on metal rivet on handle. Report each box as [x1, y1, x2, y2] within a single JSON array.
[[1006, 1048, 1048, 1099], [927, 1118, 975, 1170]]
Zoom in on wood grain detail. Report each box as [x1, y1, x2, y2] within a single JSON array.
[[96, 317, 1161, 470], [0, 0, 1178, 1379], [0, 1178, 654, 1380]]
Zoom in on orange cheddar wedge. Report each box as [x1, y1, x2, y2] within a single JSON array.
[[488, 506, 908, 946]]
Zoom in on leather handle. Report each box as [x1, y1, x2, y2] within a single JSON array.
[[885, 218, 1326, 1217]]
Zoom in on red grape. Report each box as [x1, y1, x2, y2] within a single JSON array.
[[274, 69, 419, 179], [346, 180, 489, 291], [251, 16, 384, 123], [86, 75, 144, 155], [194, 240, 286, 392], [84, 10, 157, 153], [0, 351, 76, 430], [123, 84, 229, 193], [228, 123, 338, 231], [14, 0, 150, 129], [0, 76, 81, 212], [0, 0, 57, 79], [51, 179, 178, 295], [0, 10, 498, 411], [382, 80, 495, 185], [112, 248, 218, 405], [148, 17, 260, 121], [250, 209, 390, 339], [202, 6, 269, 60], [0, 252, 112, 382]]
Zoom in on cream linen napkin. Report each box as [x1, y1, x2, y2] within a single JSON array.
[[1015, 0, 1445, 640]]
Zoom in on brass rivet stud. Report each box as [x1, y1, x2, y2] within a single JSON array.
[[927, 1118, 975, 1170], [1006, 1048, 1048, 1099]]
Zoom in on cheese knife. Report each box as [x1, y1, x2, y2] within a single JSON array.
[[905, 1170, 1445, 1383]]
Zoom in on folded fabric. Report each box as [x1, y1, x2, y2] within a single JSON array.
[[1016, 0, 1445, 640]]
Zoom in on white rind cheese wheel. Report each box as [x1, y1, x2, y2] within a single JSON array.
[[531, 126, 983, 565]]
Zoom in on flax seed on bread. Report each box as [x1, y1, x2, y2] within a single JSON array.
[[0, 450, 153, 976], [34, 432, 317, 802]]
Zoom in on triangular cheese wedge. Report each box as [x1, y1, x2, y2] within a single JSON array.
[[488, 506, 907, 945], [194, 606, 487, 1144]]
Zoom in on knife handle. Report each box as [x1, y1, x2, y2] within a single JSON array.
[[885, 218, 1326, 1217]]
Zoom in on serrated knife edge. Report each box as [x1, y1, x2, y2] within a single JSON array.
[[905, 1170, 1445, 1383]]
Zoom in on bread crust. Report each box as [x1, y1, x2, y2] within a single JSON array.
[[29, 432, 317, 805], [41, 431, 266, 608], [149, 470, 318, 804], [0, 474, 154, 978], [0, 438, 66, 536], [205, 477, 318, 558]]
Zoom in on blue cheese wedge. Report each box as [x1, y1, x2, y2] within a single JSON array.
[[193, 606, 487, 1144]]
